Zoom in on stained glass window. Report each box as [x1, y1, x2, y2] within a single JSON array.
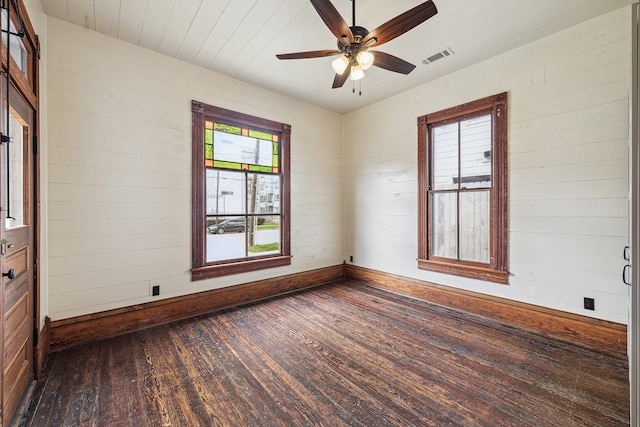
[[205, 122, 279, 173], [192, 101, 291, 280]]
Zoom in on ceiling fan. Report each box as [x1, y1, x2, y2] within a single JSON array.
[[276, 0, 438, 89]]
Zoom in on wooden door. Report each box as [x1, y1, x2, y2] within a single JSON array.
[[0, 78, 35, 424]]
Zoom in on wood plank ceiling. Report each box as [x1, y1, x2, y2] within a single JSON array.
[[41, 0, 633, 113]]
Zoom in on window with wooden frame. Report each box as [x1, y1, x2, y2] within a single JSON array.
[[1, 0, 38, 104], [191, 101, 291, 280], [417, 93, 508, 284]]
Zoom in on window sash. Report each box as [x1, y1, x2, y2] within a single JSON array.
[[418, 93, 508, 284]]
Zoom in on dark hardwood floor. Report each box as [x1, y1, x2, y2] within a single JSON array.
[[19, 281, 629, 426]]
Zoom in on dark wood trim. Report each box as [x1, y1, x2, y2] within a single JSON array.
[[50, 265, 345, 352], [417, 116, 428, 261], [417, 258, 509, 284], [346, 264, 627, 356], [34, 316, 49, 379], [191, 100, 206, 269], [191, 255, 292, 280], [424, 92, 507, 124]]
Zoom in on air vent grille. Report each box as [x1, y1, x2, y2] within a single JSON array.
[[422, 47, 454, 65]]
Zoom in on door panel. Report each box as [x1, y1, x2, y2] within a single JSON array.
[[0, 77, 34, 424]]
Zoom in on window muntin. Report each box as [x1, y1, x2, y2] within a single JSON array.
[[418, 93, 508, 284], [192, 101, 291, 280]]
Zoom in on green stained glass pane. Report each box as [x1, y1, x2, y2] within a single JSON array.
[[214, 160, 242, 170], [249, 165, 273, 172], [214, 123, 241, 135], [205, 129, 213, 160], [248, 129, 273, 141], [272, 142, 279, 168]]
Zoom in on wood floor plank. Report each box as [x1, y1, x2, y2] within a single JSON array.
[[278, 288, 540, 426], [22, 281, 629, 427]]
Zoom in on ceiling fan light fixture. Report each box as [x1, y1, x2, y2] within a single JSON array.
[[350, 64, 365, 81], [357, 51, 374, 70], [331, 55, 350, 74]]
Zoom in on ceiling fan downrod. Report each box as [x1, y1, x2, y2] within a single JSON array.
[[352, 0, 356, 27]]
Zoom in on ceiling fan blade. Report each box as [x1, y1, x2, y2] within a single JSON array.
[[364, 0, 437, 46], [310, 0, 354, 43], [371, 51, 416, 74], [332, 68, 351, 89], [276, 50, 341, 60]]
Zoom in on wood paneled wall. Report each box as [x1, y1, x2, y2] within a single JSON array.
[[46, 17, 344, 321]]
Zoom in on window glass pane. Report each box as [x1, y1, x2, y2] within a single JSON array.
[[1, 11, 28, 78], [460, 115, 492, 189], [432, 123, 458, 190], [431, 192, 457, 258], [248, 216, 280, 258], [248, 174, 280, 215], [213, 130, 274, 168], [459, 190, 490, 263], [6, 110, 24, 228], [206, 170, 246, 215], [206, 216, 246, 262]]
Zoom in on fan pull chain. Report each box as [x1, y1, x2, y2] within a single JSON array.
[[351, 79, 363, 96]]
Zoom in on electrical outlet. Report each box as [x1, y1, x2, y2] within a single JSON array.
[[583, 297, 595, 310], [152, 285, 160, 296]]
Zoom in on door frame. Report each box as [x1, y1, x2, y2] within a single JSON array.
[[0, 0, 40, 375]]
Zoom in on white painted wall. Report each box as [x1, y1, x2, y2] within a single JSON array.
[[344, 6, 631, 324], [46, 17, 343, 320]]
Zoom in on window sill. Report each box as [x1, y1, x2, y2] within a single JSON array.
[[417, 258, 508, 285], [192, 255, 292, 281]]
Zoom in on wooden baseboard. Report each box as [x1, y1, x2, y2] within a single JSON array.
[[34, 316, 51, 378], [49, 263, 627, 357], [50, 265, 345, 352], [346, 264, 627, 357]]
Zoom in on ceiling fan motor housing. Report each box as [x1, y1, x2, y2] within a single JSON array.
[[337, 26, 370, 57]]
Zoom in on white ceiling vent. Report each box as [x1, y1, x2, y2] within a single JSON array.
[[422, 47, 455, 65]]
